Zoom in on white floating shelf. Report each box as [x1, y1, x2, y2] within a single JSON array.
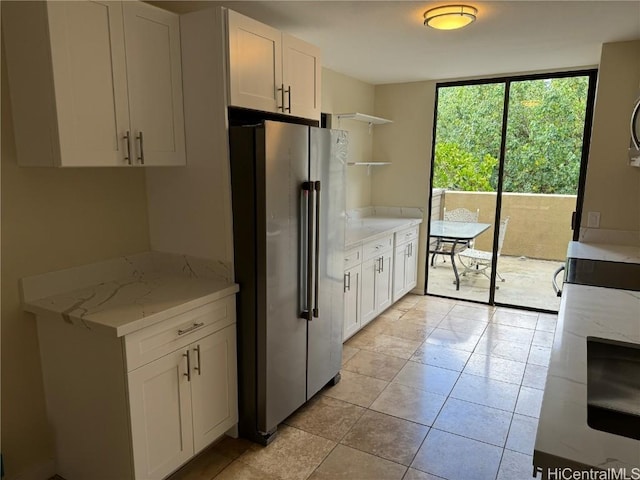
[[347, 162, 392, 166], [347, 161, 391, 175], [335, 113, 392, 125]]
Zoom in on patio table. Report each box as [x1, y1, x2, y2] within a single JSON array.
[[429, 220, 491, 290]]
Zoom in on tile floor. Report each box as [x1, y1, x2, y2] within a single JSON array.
[[169, 294, 557, 480], [427, 254, 563, 312]]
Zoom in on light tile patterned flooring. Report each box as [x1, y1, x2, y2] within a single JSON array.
[[170, 294, 557, 480]]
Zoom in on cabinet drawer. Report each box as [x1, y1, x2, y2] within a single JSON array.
[[344, 246, 363, 269], [363, 234, 394, 261], [125, 295, 236, 371], [395, 226, 419, 246]]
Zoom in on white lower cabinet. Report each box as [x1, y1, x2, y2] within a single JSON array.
[[393, 226, 420, 302], [128, 325, 237, 479], [343, 224, 421, 341], [34, 294, 238, 480], [343, 264, 361, 340], [363, 235, 394, 326], [128, 349, 194, 479]]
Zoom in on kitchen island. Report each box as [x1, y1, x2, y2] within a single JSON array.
[[534, 243, 640, 477]]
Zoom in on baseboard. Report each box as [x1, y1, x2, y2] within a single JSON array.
[[7, 458, 55, 480]]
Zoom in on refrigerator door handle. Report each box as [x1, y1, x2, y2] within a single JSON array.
[[301, 181, 314, 321], [313, 181, 321, 318]]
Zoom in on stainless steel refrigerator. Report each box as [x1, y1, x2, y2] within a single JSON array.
[[229, 120, 346, 444]]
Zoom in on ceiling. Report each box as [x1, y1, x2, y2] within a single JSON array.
[[151, 1, 640, 85]]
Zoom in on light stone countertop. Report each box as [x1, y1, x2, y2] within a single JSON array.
[[534, 284, 640, 472], [346, 217, 423, 249], [567, 241, 640, 263], [21, 252, 238, 338]]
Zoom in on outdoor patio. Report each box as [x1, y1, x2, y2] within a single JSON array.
[[426, 254, 563, 311]]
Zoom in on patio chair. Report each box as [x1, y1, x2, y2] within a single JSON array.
[[458, 217, 510, 284], [430, 207, 480, 267]]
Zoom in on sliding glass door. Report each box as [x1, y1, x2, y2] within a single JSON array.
[[426, 71, 596, 312], [426, 82, 503, 304]]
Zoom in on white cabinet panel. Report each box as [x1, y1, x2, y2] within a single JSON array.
[[123, 2, 186, 166], [360, 257, 378, 326], [282, 33, 321, 120], [227, 9, 282, 113], [343, 265, 361, 340], [128, 349, 194, 480], [376, 251, 394, 313], [393, 227, 419, 302], [405, 238, 419, 293], [191, 325, 239, 453], [393, 244, 409, 301], [49, 1, 129, 166]]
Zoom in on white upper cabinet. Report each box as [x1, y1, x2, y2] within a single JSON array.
[[227, 10, 282, 113], [3, 1, 186, 167], [226, 9, 321, 121], [282, 33, 321, 120], [122, 2, 186, 166]]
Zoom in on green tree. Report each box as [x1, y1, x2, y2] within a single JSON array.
[[433, 142, 497, 191], [432, 76, 589, 195]]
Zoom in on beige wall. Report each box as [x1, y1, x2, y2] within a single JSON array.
[[1, 48, 151, 478], [321, 68, 375, 209], [444, 191, 576, 261], [582, 40, 640, 240], [372, 81, 437, 293]]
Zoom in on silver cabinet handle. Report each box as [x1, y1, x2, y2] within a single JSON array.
[[380, 256, 384, 273], [136, 131, 145, 165], [285, 86, 291, 113], [344, 271, 351, 292], [178, 322, 205, 336], [194, 345, 201, 375], [183, 350, 191, 382], [123, 131, 132, 165], [277, 84, 285, 112]]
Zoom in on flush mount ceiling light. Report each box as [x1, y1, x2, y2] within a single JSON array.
[[424, 5, 478, 30]]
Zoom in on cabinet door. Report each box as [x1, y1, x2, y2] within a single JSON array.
[[123, 2, 186, 166], [46, 1, 130, 166], [227, 10, 282, 113], [343, 265, 361, 341], [128, 349, 193, 480], [405, 239, 419, 293], [360, 258, 378, 326], [376, 252, 394, 313], [393, 244, 408, 302], [282, 33, 321, 120], [190, 326, 239, 454]]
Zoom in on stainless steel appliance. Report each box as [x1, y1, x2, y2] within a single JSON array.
[[630, 92, 640, 166], [553, 258, 640, 296], [229, 120, 347, 444]]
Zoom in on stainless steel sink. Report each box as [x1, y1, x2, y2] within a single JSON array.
[[587, 337, 640, 440]]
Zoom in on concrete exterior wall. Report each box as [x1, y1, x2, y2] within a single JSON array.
[[443, 191, 576, 261]]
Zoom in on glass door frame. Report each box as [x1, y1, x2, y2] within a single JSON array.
[[424, 68, 598, 310]]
